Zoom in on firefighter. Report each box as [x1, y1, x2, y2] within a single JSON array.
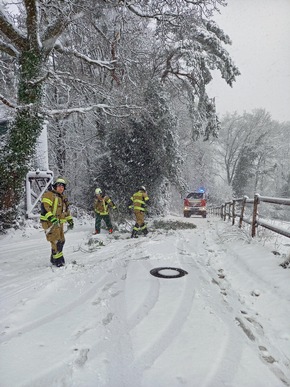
[[128, 186, 149, 238], [94, 188, 116, 234], [40, 177, 74, 267]]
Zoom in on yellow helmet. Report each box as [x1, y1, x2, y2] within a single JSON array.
[[95, 188, 102, 195]]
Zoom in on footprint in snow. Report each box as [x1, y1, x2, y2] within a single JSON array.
[[74, 348, 90, 367]]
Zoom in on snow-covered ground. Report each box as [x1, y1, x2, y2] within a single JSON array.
[[0, 215, 290, 387]]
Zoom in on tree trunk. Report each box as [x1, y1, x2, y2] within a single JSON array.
[[0, 50, 43, 231]]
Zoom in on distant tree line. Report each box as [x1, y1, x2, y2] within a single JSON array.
[[177, 107, 290, 208], [214, 109, 290, 200]]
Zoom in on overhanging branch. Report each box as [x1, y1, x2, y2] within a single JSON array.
[[54, 44, 116, 70], [43, 104, 142, 118], [0, 40, 18, 57], [0, 94, 16, 109], [0, 8, 27, 51], [42, 10, 84, 53]]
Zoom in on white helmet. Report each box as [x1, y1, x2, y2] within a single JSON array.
[[140, 186, 146, 191], [95, 188, 102, 195]]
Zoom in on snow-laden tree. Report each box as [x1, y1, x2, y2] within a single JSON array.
[[275, 121, 290, 197], [93, 81, 184, 214], [0, 0, 239, 229]]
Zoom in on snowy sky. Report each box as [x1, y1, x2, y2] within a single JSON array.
[[208, 0, 290, 123], [1, 215, 290, 386]]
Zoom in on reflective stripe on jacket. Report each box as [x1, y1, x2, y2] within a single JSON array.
[[94, 195, 116, 215], [40, 190, 72, 223], [129, 190, 149, 212]]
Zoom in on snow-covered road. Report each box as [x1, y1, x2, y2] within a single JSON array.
[[0, 216, 289, 386]]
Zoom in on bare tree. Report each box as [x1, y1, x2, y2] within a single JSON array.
[[215, 109, 280, 197]]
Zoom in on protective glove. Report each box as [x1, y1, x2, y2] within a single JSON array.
[[67, 219, 74, 230]]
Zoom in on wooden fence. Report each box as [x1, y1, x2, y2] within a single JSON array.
[[209, 193, 290, 239]]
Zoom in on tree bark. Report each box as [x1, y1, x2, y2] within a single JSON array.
[[0, 50, 43, 230]]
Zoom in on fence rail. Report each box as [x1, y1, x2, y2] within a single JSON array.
[[209, 193, 290, 239]]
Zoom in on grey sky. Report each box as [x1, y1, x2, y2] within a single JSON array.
[[208, 0, 290, 122]]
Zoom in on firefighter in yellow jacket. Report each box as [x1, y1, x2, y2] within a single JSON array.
[[94, 188, 116, 234], [40, 177, 74, 267], [128, 186, 149, 238]]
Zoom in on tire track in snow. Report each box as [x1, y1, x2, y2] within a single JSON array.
[[198, 220, 290, 386], [175, 227, 245, 386], [98, 236, 166, 386], [0, 269, 53, 311], [0, 234, 144, 344], [127, 262, 161, 331], [84, 234, 194, 386], [129, 234, 197, 376], [132, 274, 196, 374], [100, 263, 137, 387], [60, 238, 156, 387], [0, 269, 112, 344]]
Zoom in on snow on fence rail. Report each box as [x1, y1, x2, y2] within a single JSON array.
[[209, 193, 290, 239]]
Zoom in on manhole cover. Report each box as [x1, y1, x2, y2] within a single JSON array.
[[150, 267, 188, 279]]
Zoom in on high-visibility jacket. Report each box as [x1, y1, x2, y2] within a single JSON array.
[[94, 195, 116, 216], [40, 189, 72, 224], [128, 190, 149, 212]]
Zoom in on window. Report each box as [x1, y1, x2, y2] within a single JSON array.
[[186, 192, 204, 199]]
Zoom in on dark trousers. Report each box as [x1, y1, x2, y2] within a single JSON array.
[[95, 213, 112, 232]]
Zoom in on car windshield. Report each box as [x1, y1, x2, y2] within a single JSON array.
[[186, 192, 204, 199]]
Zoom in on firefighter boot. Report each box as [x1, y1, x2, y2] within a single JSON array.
[[131, 229, 138, 238], [51, 256, 65, 267]]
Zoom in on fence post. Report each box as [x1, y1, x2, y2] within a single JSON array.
[[251, 193, 260, 237], [232, 200, 236, 225], [228, 202, 232, 221], [239, 196, 248, 228]]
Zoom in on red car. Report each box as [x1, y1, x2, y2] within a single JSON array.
[[183, 191, 207, 218]]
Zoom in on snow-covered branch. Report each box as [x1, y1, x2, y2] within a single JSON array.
[[126, 0, 226, 20], [194, 26, 240, 86], [0, 7, 27, 50], [0, 93, 16, 108], [27, 71, 50, 86], [0, 39, 18, 57], [42, 11, 84, 53], [126, 4, 168, 20], [43, 104, 142, 118], [54, 44, 116, 70]]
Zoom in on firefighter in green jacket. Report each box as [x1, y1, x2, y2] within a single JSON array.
[[128, 186, 149, 238], [40, 177, 74, 267], [94, 188, 116, 234]]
